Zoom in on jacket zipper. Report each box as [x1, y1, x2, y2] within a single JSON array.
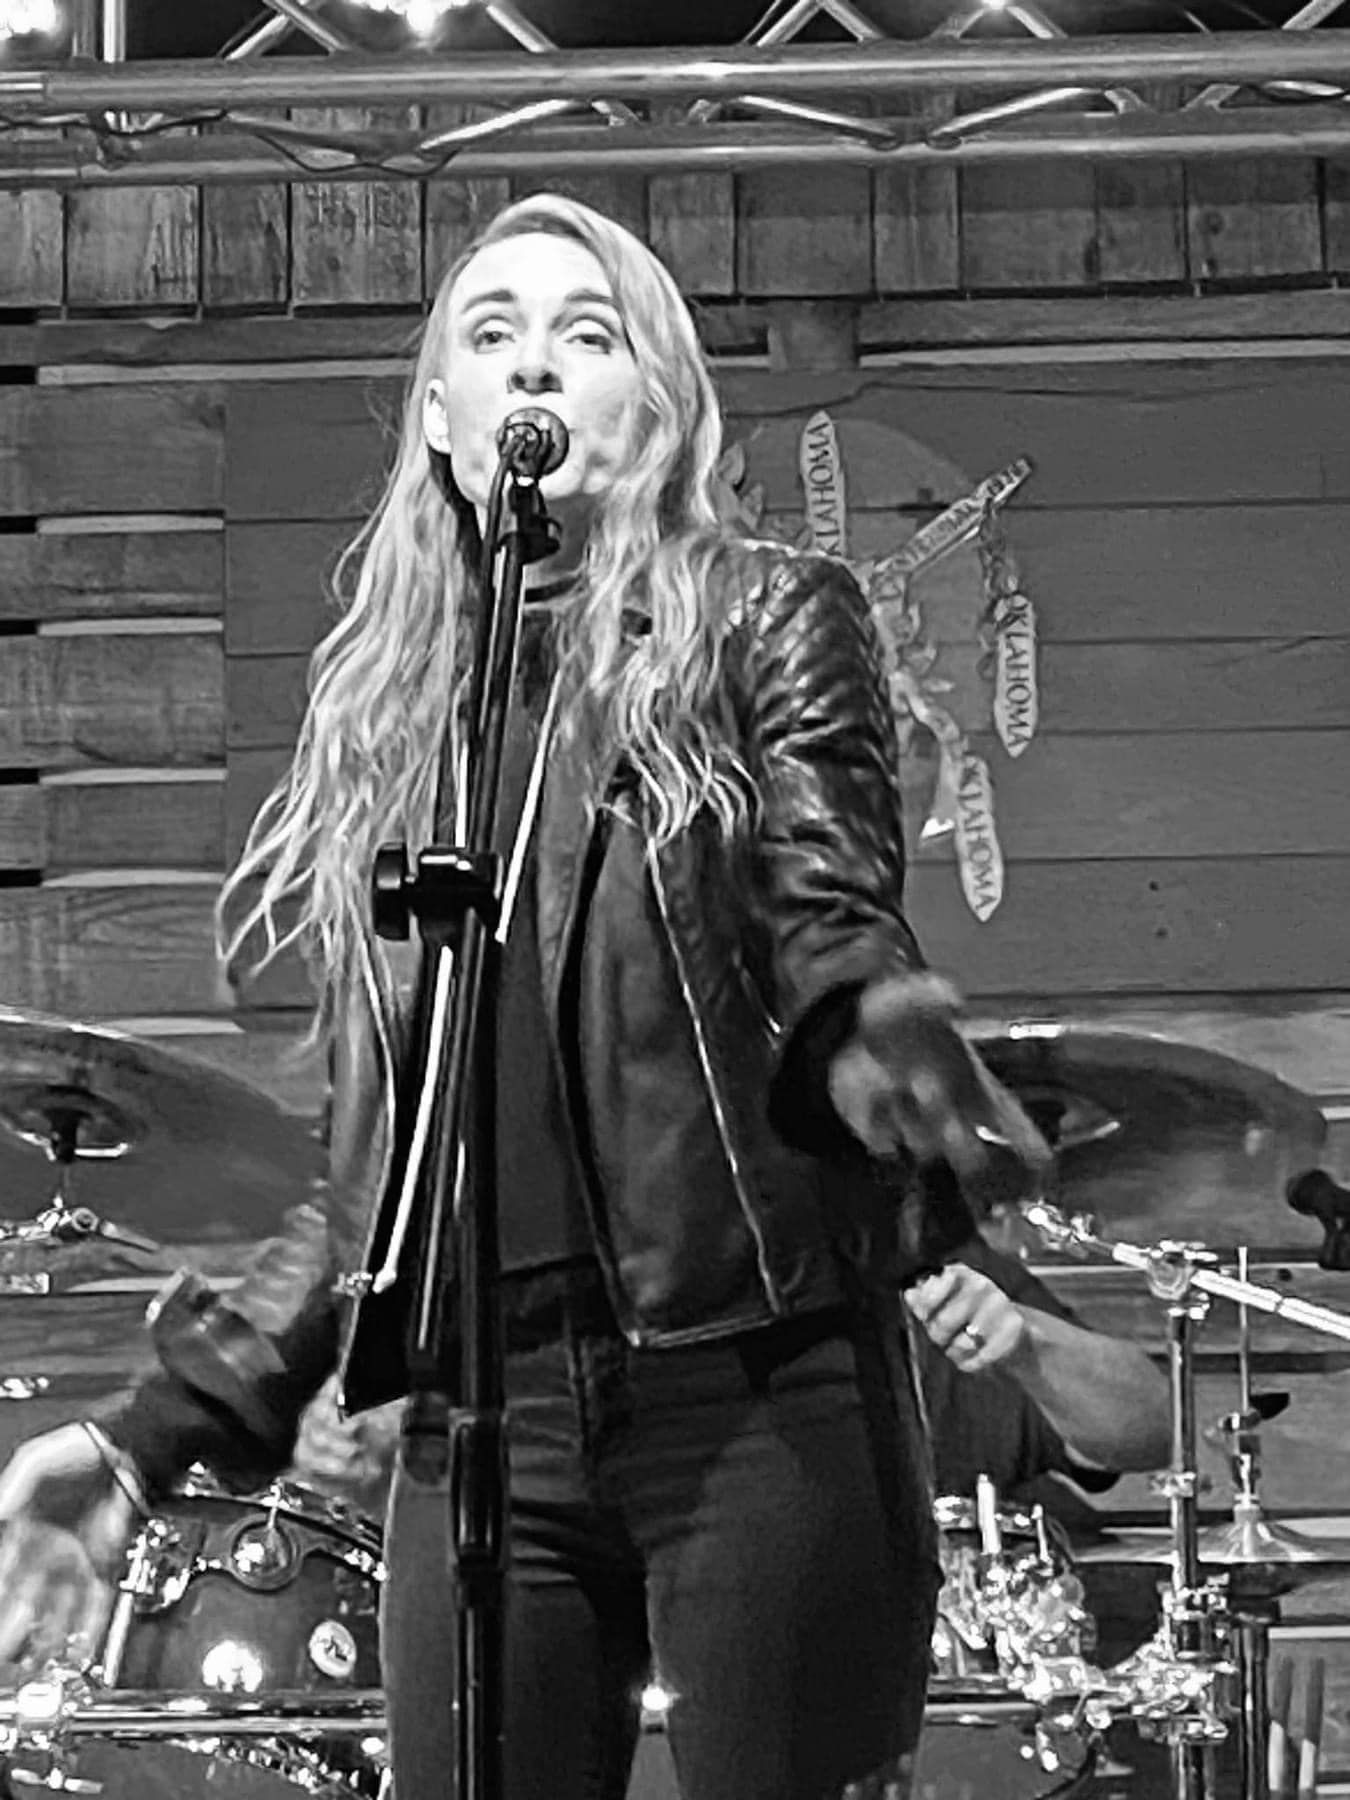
[[334, 931, 401, 1396], [646, 841, 785, 1317]]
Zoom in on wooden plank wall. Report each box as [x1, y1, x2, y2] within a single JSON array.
[[6, 133, 1350, 305], [4, 154, 1350, 1768]]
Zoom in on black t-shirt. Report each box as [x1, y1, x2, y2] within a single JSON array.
[[493, 641, 594, 1275], [915, 1235, 1119, 1502]]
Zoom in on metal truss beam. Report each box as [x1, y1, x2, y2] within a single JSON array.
[[5, 36, 1350, 111], [6, 0, 1350, 188], [4, 106, 1350, 187]]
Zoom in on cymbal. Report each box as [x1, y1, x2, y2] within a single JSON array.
[[0, 1287, 173, 1401], [1184, 1349, 1350, 1377], [1073, 1522, 1350, 1577], [0, 1007, 318, 1253], [971, 1023, 1327, 1248]]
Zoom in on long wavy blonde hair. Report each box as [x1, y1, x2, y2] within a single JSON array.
[[220, 193, 760, 1031]]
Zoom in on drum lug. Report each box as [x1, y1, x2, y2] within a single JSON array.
[[340, 1544, 386, 1583], [130, 1517, 205, 1615]]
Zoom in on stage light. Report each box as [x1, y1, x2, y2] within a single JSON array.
[[640, 1682, 675, 1717], [347, 0, 479, 36], [405, 0, 448, 32], [0, 0, 60, 38], [353, 0, 479, 14]]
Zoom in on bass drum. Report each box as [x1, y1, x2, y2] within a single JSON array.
[[8, 1473, 388, 1800], [913, 1689, 1095, 1800]]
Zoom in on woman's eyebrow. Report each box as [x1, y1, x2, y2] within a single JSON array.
[[560, 288, 620, 312], [458, 285, 620, 315], [459, 285, 516, 313]]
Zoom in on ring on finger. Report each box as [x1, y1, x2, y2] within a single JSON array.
[[960, 1324, 984, 1349]]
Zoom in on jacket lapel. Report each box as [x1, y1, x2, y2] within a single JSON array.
[[536, 684, 620, 1023]]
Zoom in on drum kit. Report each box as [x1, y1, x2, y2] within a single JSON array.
[[0, 1009, 1344, 1799]]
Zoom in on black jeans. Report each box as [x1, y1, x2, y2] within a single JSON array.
[[382, 1275, 940, 1800]]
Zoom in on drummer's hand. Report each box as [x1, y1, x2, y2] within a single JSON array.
[[0, 1423, 140, 1671], [905, 1262, 1027, 1375], [290, 1377, 400, 1499], [829, 973, 1051, 1184]]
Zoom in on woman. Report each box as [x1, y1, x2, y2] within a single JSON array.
[[0, 195, 1046, 1800]]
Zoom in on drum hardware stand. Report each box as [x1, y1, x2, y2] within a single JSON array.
[[95, 1530, 157, 1690], [0, 1667, 99, 1795], [1202, 1248, 1326, 1569], [1200, 1243, 1339, 1800], [0, 1669, 387, 1758], [0, 1088, 163, 1279], [92, 1513, 202, 1693], [1133, 1239, 1234, 1800], [1018, 1201, 1350, 1800]]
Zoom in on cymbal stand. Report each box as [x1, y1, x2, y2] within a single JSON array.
[[1204, 1246, 1328, 1568], [1019, 1203, 1350, 1800], [1201, 1244, 1339, 1800], [1141, 1241, 1235, 1800], [1012, 1243, 1234, 1796], [1214, 1246, 1272, 1800], [0, 1093, 160, 1265]]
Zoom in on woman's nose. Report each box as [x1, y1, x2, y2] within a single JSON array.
[[508, 358, 562, 396]]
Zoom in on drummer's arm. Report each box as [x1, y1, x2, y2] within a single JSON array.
[[905, 1261, 1171, 1473], [1000, 1302, 1170, 1472], [98, 1198, 340, 1499]]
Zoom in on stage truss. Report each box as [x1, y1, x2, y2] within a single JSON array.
[[3, 0, 1350, 185]]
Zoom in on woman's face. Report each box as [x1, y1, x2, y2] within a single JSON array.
[[424, 231, 646, 532]]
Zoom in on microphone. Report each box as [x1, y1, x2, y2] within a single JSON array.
[[1287, 1168, 1350, 1270], [496, 408, 569, 480]]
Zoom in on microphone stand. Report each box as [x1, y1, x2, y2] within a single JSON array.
[[370, 458, 560, 1800]]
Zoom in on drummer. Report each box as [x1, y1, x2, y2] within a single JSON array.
[[905, 1223, 1171, 1502]]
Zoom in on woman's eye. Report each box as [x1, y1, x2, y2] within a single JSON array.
[[471, 323, 512, 350], [569, 324, 615, 352]]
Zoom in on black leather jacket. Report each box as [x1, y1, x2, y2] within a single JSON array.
[[107, 546, 926, 1494]]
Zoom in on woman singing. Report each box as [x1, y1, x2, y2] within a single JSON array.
[[0, 193, 1046, 1800]]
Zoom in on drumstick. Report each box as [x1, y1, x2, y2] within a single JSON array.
[[1296, 1656, 1324, 1799], [975, 1473, 1002, 1557], [1268, 1653, 1294, 1799]]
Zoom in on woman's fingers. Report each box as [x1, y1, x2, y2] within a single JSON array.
[[0, 1572, 40, 1667], [835, 978, 1052, 1198], [0, 1427, 135, 1673], [890, 1066, 985, 1175], [64, 1570, 116, 1670], [0, 1520, 115, 1669]]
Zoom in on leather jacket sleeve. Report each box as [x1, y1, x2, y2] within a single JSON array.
[[737, 550, 925, 1151]]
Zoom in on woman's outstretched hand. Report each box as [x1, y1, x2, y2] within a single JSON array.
[[0, 1423, 141, 1673], [828, 972, 1052, 1188]]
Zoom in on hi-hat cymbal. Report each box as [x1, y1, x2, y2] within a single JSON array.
[[971, 1023, 1327, 1249], [0, 1006, 318, 1253], [1073, 1525, 1350, 1578], [1186, 1348, 1350, 1377]]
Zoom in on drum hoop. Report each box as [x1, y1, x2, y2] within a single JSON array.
[[175, 1467, 383, 1557]]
